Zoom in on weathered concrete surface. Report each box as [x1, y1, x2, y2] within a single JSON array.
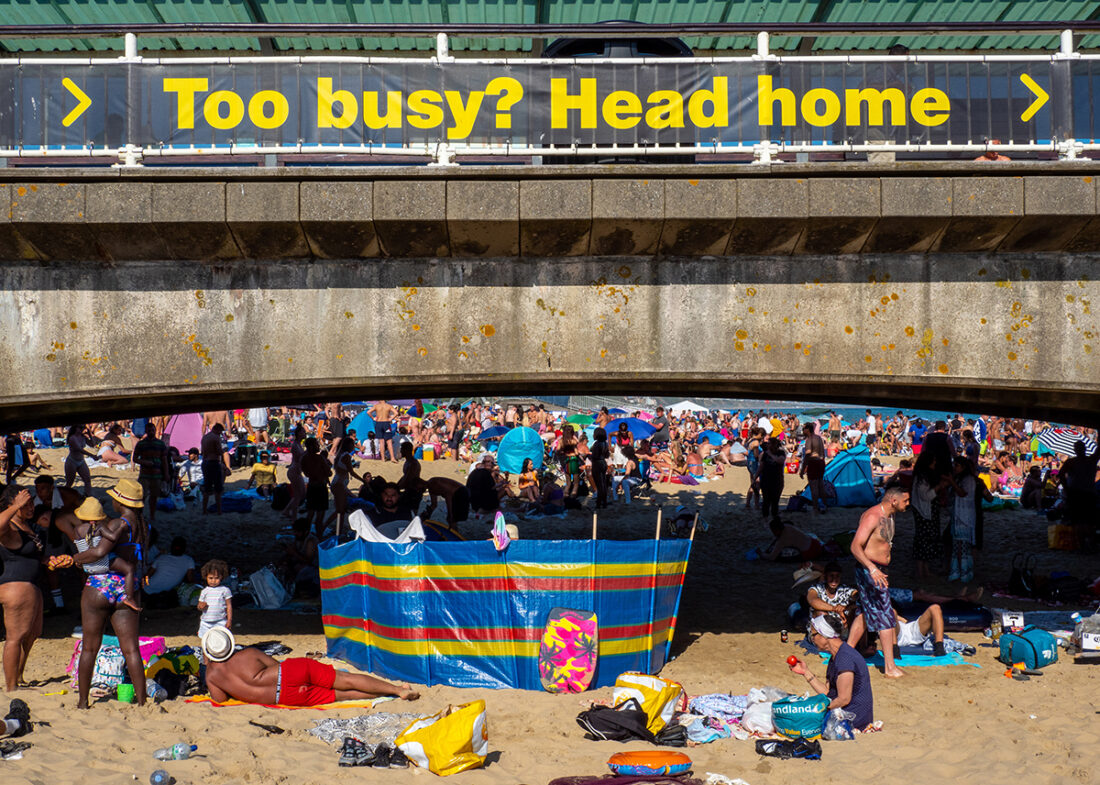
[[1, 254, 1097, 430], [4, 162, 1100, 260]]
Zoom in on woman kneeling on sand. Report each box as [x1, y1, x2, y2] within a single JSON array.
[[50, 481, 149, 708]]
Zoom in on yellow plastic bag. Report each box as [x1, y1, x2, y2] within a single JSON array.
[[396, 700, 488, 776], [611, 673, 684, 734]]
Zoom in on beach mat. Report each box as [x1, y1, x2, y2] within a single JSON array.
[[807, 641, 980, 669], [187, 695, 395, 710]]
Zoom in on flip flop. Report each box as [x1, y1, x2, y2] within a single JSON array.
[[1011, 672, 1030, 681]]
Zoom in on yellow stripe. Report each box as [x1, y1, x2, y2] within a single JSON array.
[[324, 626, 667, 658], [321, 559, 688, 582]]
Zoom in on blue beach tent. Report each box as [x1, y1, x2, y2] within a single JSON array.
[[496, 426, 545, 474], [802, 445, 878, 507], [348, 411, 376, 439]]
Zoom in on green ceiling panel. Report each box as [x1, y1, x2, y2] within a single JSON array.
[[1, 0, 1098, 55]]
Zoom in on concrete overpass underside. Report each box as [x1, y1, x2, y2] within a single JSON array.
[[1, 163, 1098, 428]]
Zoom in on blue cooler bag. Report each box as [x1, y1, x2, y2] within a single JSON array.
[[772, 694, 830, 740], [999, 625, 1058, 669]]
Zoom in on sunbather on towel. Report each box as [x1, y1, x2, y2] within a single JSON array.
[[201, 628, 419, 706], [893, 604, 975, 656]]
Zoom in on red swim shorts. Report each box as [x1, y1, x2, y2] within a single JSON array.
[[278, 658, 336, 706]]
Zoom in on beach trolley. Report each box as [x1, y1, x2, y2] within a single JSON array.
[[319, 532, 693, 690]]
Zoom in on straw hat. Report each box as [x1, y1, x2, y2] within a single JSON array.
[[74, 497, 108, 521], [107, 478, 144, 509], [791, 565, 823, 590], [201, 627, 237, 663]]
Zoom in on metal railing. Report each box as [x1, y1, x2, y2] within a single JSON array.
[[0, 23, 1097, 166]]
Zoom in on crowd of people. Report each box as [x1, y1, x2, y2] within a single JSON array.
[[0, 398, 1096, 717]]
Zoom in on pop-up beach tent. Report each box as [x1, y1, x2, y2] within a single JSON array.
[[802, 444, 878, 507], [496, 426, 544, 474], [320, 536, 692, 690], [163, 413, 203, 454]]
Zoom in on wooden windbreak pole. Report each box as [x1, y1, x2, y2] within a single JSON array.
[[664, 512, 699, 664], [645, 508, 662, 674]]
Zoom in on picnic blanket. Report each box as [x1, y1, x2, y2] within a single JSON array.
[[186, 695, 395, 710]]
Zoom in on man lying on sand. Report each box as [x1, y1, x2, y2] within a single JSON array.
[[201, 628, 419, 706]]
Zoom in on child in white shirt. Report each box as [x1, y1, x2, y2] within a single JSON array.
[[197, 559, 233, 639]]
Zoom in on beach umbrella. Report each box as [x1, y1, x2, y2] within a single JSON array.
[[1037, 427, 1096, 456], [478, 425, 510, 441], [496, 426, 544, 474], [567, 413, 594, 425], [606, 417, 656, 439], [348, 411, 376, 439], [698, 430, 725, 446], [422, 403, 439, 414], [608, 407, 628, 414]]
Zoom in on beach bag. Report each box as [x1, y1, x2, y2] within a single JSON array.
[[740, 701, 775, 735], [999, 625, 1058, 670], [1047, 524, 1077, 551], [1009, 554, 1037, 598], [772, 694, 830, 740], [396, 700, 488, 776], [271, 483, 291, 511], [577, 699, 657, 743], [612, 673, 685, 734], [249, 566, 289, 609]]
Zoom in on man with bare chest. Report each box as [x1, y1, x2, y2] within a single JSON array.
[[202, 628, 419, 706], [850, 486, 910, 678]]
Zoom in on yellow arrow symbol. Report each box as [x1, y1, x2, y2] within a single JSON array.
[[1019, 74, 1049, 123], [61, 78, 91, 127]]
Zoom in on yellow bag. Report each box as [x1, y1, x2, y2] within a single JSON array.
[[611, 673, 684, 734], [1048, 524, 1077, 551], [396, 700, 488, 776]]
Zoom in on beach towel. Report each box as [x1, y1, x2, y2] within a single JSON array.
[[186, 695, 395, 710], [820, 650, 979, 668]]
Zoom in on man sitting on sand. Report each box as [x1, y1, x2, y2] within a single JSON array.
[[201, 627, 419, 706], [807, 561, 867, 653]]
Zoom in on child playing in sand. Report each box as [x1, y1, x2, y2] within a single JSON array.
[[197, 559, 234, 639]]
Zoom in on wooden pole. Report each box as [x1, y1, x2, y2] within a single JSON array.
[[592, 512, 598, 540], [646, 508, 662, 673], [664, 512, 699, 664]]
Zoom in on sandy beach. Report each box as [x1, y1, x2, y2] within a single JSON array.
[[3, 447, 1098, 785]]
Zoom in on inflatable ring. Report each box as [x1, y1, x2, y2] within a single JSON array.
[[607, 750, 692, 776]]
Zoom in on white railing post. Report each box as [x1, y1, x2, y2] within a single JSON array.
[[757, 31, 770, 59], [112, 143, 144, 169], [429, 141, 457, 166], [122, 32, 140, 61], [435, 32, 454, 63], [1060, 29, 1075, 57]]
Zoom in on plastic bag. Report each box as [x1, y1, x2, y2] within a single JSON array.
[[397, 700, 488, 776], [612, 673, 685, 734], [740, 701, 775, 735], [772, 694, 829, 740], [249, 566, 289, 609], [748, 686, 789, 704], [822, 709, 856, 741]]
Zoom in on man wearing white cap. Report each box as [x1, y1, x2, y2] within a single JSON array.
[[201, 627, 420, 707], [789, 615, 874, 731]]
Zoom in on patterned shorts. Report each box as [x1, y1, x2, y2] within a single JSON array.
[[87, 573, 128, 604], [855, 566, 897, 632]]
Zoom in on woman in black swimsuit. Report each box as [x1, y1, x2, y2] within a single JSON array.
[[0, 486, 45, 691]]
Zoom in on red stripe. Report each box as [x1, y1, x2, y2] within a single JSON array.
[[322, 615, 672, 643]]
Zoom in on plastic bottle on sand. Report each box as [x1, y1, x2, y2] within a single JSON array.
[[153, 743, 197, 761], [150, 770, 171, 785]]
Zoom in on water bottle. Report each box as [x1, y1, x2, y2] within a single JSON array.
[[150, 770, 171, 785], [147, 681, 168, 704], [990, 615, 1002, 641], [153, 743, 197, 761]]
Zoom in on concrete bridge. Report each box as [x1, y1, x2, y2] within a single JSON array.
[[1, 161, 1098, 429]]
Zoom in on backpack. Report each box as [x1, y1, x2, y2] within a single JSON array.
[[576, 699, 657, 743], [999, 625, 1059, 670]]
